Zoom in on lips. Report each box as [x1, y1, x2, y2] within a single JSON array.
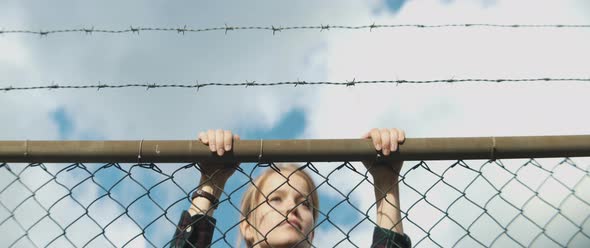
[[283, 219, 301, 230]]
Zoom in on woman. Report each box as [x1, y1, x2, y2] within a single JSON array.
[[171, 128, 411, 247]]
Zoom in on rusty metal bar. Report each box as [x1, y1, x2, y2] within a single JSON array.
[[0, 135, 589, 163]]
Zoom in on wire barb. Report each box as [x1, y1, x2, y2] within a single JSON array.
[[194, 80, 201, 92], [146, 83, 158, 90], [130, 25, 140, 34], [96, 81, 106, 91], [245, 80, 256, 88], [295, 79, 307, 87], [39, 30, 48, 38], [369, 22, 377, 32], [346, 78, 356, 87], [271, 25, 282, 35], [177, 25, 187, 35], [224, 23, 234, 35], [48, 82, 59, 90], [446, 76, 456, 83], [2, 85, 13, 92], [83, 26, 94, 35]]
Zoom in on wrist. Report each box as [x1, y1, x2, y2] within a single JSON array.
[[189, 197, 216, 217]]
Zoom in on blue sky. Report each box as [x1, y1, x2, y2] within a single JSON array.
[[51, 108, 73, 140], [383, 0, 407, 13]]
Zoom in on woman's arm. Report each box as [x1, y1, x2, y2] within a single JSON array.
[[170, 129, 240, 248], [189, 129, 241, 217], [362, 128, 412, 248], [188, 175, 226, 217], [372, 161, 404, 234]]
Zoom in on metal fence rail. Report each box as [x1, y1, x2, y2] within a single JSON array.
[[1, 136, 589, 247], [2, 135, 590, 163]]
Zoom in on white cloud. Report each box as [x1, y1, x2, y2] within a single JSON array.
[[301, 0, 590, 247]]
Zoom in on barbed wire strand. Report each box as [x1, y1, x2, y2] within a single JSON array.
[[1, 78, 589, 92], [1, 23, 589, 37]]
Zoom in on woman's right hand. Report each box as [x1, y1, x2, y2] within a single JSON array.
[[197, 129, 241, 185]]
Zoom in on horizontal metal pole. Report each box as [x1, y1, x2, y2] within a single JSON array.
[[0, 135, 589, 163]]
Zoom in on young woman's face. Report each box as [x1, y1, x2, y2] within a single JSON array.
[[250, 172, 315, 248]]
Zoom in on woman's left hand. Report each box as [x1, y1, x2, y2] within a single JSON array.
[[361, 128, 406, 179]]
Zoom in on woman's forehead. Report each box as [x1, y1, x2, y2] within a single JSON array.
[[260, 172, 310, 195]]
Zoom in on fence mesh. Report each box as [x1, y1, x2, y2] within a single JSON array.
[[1, 158, 589, 247]]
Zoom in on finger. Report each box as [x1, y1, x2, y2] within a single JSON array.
[[361, 131, 370, 139], [234, 134, 241, 140], [390, 129, 399, 152], [370, 128, 382, 150], [216, 129, 224, 156], [199, 132, 208, 144], [399, 129, 406, 143], [224, 130, 232, 151], [207, 130, 216, 152], [380, 128, 391, 156]]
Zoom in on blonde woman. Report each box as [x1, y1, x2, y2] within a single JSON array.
[[171, 128, 411, 248]]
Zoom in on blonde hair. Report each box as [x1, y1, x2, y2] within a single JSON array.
[[236, 163, 320, 248]]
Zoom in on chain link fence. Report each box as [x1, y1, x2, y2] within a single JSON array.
[[1, 139, 589, 247]]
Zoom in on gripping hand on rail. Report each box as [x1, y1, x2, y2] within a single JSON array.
[[361, 127, 407, 235], [189, 129, 240, 217]]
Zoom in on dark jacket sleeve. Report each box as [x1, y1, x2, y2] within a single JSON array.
[[371, 226, 412, 248], [170, 211, 217, 248]]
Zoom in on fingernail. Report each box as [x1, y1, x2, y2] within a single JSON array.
[[375, 144, 381, 150], [225, 145, 231, 151], [210, 144, 216, 152]]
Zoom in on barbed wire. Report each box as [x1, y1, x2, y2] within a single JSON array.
[[1, 23, 589, 37], [1, 77, 589, 92]]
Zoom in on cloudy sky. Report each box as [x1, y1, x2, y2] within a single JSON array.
[[1, 0, 589, 247]]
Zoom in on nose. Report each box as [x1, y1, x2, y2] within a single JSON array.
[[284, 199, 301, 218]]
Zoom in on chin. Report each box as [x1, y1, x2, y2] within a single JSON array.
[[266, 237, 310, 248]]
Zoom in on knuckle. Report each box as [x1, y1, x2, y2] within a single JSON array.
[[372, 129, 380, 137]]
